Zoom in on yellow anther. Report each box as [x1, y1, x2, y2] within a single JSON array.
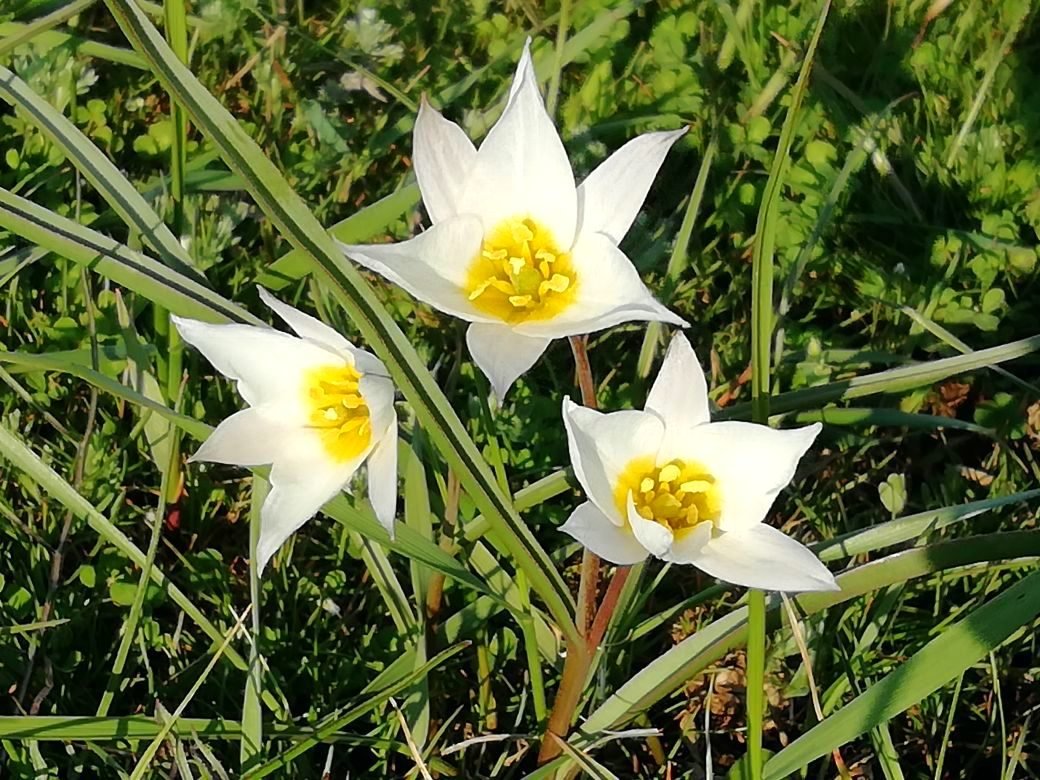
[[304, 363, 371, 463], [614, 457, 721, 536], [464, 216, 578, 323], [658, 464, 681, 483]]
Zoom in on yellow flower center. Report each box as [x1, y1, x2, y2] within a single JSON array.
[[304, 364, 372, 463], [614, 457, 722, 538], [464, 216, 578, 323]]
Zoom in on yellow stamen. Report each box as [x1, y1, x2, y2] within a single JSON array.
[[614, 457, 722, 537], [464, 216, 578, 323], [304, 363, 372, 463]]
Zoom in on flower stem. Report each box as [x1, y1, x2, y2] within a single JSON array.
[[538, 335, 608, 763], [746, 588, 767, 779]]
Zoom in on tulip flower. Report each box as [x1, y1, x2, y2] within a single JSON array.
[[174, 289, 398, 573], [340, 39, 687, 399], [560, 333, 838, 592]]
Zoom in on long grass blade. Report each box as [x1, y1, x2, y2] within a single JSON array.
[[0, 188, 254, 324], [763, 568, 1040, 779], [0, 66, 202, 282], [0, 424, 249, 672], [102, 0, 579, 647], [577, 529, 1040, 738]]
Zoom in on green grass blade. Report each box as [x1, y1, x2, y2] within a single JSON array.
[[637, 131, 718, 378], [0, 22, 147, 67], [102, 0, 578, 647], [750, 0, 831, 420], [0, 188, 255, 325], [0, 65, 202, 283], [0, 0, 97, 57], [763, 568, 1040, 779], [256, 185, 421, 290], [0, 350, 498, 601], [241, 476, 267, 771], [814, 489, 1040, 562], [95, 503, 166, 716], [781, 406, 994, 436], [577, 530, 1040, 738], [0, 424, 249, 672], [242, 642, 469, 778], [722, 333, 1040, 418], [128, 609, 249, 780]]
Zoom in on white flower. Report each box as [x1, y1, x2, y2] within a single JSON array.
[[560, 333, 838, 592], [173, 289, 398, 573], [339, 39, 687, 399]]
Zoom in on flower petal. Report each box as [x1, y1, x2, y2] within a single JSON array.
[[360, 372, 397, 444], [457, 39, 577, 249], [413, 96, 477, 224], [366, 416, 399, 536], [257, 287, 387, 376], [257, 452, 360, 574], [681, 421, 823, 533], [339, 215, 494, 323], [681, 523, 839, 592], [513, 231, 687, 338], [627, 492, 673, 558], [646, 333, 711, 460], [190, 406, 288, 466], [577, 128, 687, 244], [466, 322, 550, 400], [563, 398, 664, 523], [560, 500, 648, 565], [172, 316, 337, 416]]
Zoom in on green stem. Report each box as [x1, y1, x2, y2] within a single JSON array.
[[545, 0, 571, 118], [746, 588, 766, 779], [516, 569, 547, 723], [162, 0, 189, 504]]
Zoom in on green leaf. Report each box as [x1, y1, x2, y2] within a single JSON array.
[[576, 530, 1040, 739], [0, 424, 250, 673], [0, 188, 257, 326], [256, 186, 421, 290], [102, 0, 578, 647], [0, 65, 202, 283], [763, 568, 1040, 779]]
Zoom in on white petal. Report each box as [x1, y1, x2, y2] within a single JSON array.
[[661, 522, 713, 564], [506, 36, 535, 103], [647, 333, 711, 460], [682, 523, 839, 592], [559, 500, 648, 565], [257, 452, 361, 574], [562, 398, 664, 523], [457, 40, 577, 250], [366, 416, 399, 536], [172, 317, 338, 417], [257, 287, 387, 376], [360, 373, 397, 444], [190, 406, 288, 466], [466, 322, 550, 400], [681, 421, 823, 533], [413, 97, 477, 224], [577, 128, 687, 244], [626, 492, 673, 558], [339, 215, 495, 323], [513, 231, 687, 338]]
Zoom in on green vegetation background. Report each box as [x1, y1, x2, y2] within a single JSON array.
[[1, 0, 1038, 776]]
